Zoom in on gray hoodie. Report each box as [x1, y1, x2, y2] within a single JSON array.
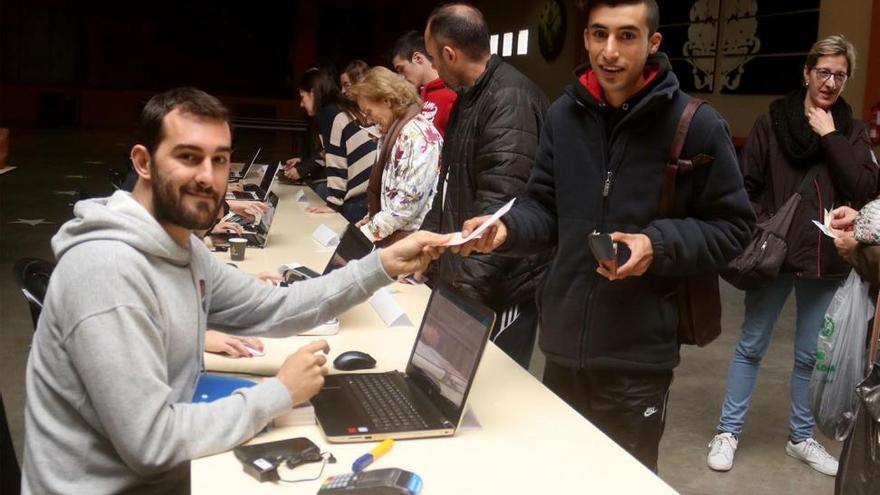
[[22, 191, 392, 494]]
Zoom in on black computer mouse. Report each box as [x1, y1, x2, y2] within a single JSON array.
[[333, 351, 377, 371]]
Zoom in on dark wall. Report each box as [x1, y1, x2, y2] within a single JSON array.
[[0, 0, 441, 128], [1, 0, 298, 97]]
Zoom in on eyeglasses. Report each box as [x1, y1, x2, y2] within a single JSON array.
[[811, 68, 848, 85]]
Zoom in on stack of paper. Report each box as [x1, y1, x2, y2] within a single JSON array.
[[273, 402, 316, 427]]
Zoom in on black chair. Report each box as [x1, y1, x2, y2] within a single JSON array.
[[1, 393, 20, 494], [108, 168, 126, 190], [13, 258, 54, 330]]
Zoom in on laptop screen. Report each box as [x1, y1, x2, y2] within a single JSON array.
[[257, 160, 281, 196], [322, 225, 375, 275], [239, 148, 261, 178], [406, 287, 495, 423]]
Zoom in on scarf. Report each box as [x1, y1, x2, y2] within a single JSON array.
[[366, 103, 422, 217], [770, 87, 853, 167]]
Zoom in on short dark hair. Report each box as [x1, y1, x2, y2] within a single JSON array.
[[580, 0, 660, 34], [426, 3, 490, 61], [392, 30, 429, 62], [139, 87, 230, 154]]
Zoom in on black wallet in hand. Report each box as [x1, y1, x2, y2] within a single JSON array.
[[589, 231, 618, 274]]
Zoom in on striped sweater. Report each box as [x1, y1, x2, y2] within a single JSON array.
[[317, 104, 377, 209]]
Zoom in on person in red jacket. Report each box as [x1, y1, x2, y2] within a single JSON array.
[[391, 30, 457, 136]]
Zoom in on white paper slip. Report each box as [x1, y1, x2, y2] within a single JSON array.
[[812, 219, 838, 239], [443, 198, 515, 246], [312, 224, 340, 247], [295, 189, 308, 203], [458, 405, 482, 431], [299, 319, 340, 336], [368, 287, 413, 327]]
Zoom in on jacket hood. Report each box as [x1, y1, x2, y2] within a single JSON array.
[[52, 190, 192, 266], [567, 52, 677, 112]]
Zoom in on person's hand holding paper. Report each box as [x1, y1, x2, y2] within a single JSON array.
[[451, 198, 515, 256]]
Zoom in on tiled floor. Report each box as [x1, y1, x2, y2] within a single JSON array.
[[0, 128, 840, 494]]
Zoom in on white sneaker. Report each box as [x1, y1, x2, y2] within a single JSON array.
[[707, 432, 738, 471], [785, 438, 839, 476]]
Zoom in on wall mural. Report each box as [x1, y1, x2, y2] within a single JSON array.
[[659, 0, 820, 95], [538, 0, 567, 62]]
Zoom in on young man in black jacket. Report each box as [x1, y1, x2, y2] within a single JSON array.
[[456, 0, 754, 471], [422, 3, 552, 368]]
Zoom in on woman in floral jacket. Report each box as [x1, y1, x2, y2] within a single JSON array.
[[350, 67, 443, 246]]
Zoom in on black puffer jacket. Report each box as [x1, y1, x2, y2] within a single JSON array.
[[423, 55, 552, 311], [500, 54, 755, 371]]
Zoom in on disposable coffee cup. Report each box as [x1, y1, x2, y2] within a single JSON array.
[[229, 238, 247, 261]]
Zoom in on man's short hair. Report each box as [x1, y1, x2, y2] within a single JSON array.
[[426, 3, 490, 61], [393, 30, 429, 62], [579, 0, 660, 34], [139, 87, 230, 154]]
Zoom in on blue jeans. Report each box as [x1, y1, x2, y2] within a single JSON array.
[[717, 274, 839, 441], [339, 194, 368, 224]]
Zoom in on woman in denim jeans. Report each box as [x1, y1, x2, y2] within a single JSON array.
[[708, 35, 879, 476]]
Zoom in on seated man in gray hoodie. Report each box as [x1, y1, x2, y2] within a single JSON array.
[[21, 87, 449, 494]]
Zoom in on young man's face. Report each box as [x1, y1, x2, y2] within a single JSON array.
[[149, 109, 231, 230], [584, 3, 661, 105], [392, 54, 426, 88]]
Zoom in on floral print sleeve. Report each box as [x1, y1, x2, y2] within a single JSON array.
[[361, 115, 443, 241]]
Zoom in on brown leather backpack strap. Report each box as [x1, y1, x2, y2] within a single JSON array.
[[659, 98, 705, 217]]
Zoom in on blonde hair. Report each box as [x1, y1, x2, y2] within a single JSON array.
[[349, 67, 421, 120], [806, 34, 857, 76]]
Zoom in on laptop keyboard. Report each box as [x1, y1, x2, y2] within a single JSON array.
[[346, 374, 429, 432]]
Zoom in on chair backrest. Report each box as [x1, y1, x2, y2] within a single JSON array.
[[108, 168, 125, 190], [0, 394, 20, 494], [12, 258, 54, 330]]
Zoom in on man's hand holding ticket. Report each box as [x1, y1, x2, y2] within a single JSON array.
[[452, 199, 515, 256]]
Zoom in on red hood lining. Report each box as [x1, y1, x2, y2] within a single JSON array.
[[578, 65, 660, 105]]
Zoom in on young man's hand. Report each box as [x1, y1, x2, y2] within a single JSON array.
[[228, 200, 270, 222], [379, 231, 451, 278], [596, 233, 654, 280], [276, 340, 330, 405], [453, 216, 508, 256], [204, 330, 263, 358]]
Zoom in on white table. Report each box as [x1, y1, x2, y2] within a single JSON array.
[[192, 183, 678, 494]]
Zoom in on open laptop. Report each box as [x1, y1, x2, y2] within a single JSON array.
[[229, 160, 281, 202], [282, 224, 375, 282], [228, 148, 261, 182], [212, 205, 276, 248], [323, 224, 375, 274], [311, 285, 496, 442]]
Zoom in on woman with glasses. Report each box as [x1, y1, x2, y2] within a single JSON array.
[[707, 35, 878, 477]]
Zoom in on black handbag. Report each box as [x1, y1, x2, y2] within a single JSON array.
[[721, 166, 821, 291]]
